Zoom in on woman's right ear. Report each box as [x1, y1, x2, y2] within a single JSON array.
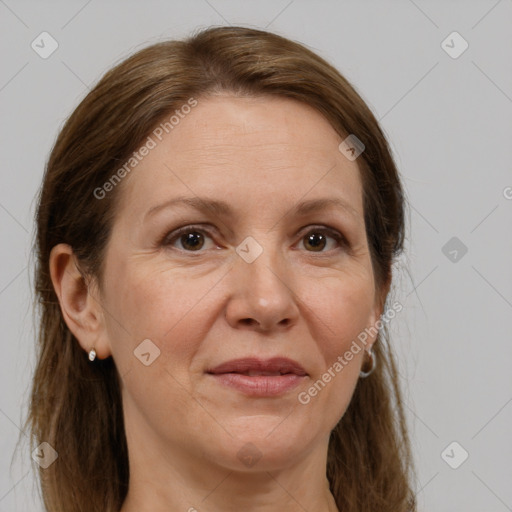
[[49, 244, 110, 358]]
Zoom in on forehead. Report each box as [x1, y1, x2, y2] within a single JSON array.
[[114, 94, 364, 223]]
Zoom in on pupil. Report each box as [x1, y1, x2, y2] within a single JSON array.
[[182, 232, 203, 250], [306, 233, 325, 251]]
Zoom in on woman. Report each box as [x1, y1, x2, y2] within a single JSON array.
[[26, 25, 417, 512]]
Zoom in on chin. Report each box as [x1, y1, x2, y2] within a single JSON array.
[[204, 417, 315, 470]]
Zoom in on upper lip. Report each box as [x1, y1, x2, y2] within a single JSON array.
[[207, 357, 307, 376]]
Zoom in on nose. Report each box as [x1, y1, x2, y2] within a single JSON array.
[[224, 245, 300, 333]]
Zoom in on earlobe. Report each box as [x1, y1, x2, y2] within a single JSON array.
[[49, 243, 110, 359]]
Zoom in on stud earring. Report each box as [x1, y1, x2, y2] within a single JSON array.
[[88, 348, 97, 362]]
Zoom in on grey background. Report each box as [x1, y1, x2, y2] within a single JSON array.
[[1, 1, 511, 511]]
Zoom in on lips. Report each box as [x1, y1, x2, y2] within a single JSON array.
[[207, 357, 307, 377], [206, 357, 307, 397]]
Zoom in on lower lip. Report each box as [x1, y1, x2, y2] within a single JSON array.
[[208, 373, 306, 397]]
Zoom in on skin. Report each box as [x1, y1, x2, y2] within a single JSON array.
[[50, 95, 388, 512]]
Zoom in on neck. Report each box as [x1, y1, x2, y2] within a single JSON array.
[[121, 469, 339, 512], [119, 413, 339, 512]]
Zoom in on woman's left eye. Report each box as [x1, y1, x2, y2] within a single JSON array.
[[298, 227, 347, 253]]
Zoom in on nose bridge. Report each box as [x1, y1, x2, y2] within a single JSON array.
[[235, 231, 287, 292], [226, 231, 299, 330]]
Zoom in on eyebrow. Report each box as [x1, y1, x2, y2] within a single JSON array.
[[144, 195, 360, 222]]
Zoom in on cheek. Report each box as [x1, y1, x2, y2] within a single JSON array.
[[102, 260, 221, 370], [306, 271, 376, 359], [298, 272, 375, 423]]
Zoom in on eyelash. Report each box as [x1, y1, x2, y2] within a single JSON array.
[[160, 224, 349, 254]]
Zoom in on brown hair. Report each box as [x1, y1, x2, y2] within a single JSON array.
[[22, 25, 417, 512]]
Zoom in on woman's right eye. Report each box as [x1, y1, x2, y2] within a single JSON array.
[[162, 226, 217, 252]]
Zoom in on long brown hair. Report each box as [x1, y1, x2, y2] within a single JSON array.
[[22, 25, 417, 511]]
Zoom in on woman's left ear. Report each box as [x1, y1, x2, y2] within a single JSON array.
[[369, 274, 392, 338], [377, 272, 392, 312]]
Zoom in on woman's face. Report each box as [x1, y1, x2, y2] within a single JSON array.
[[97, 95, 383, 472]]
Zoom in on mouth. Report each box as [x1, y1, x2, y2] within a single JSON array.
[[206, 357, 308, 397]]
